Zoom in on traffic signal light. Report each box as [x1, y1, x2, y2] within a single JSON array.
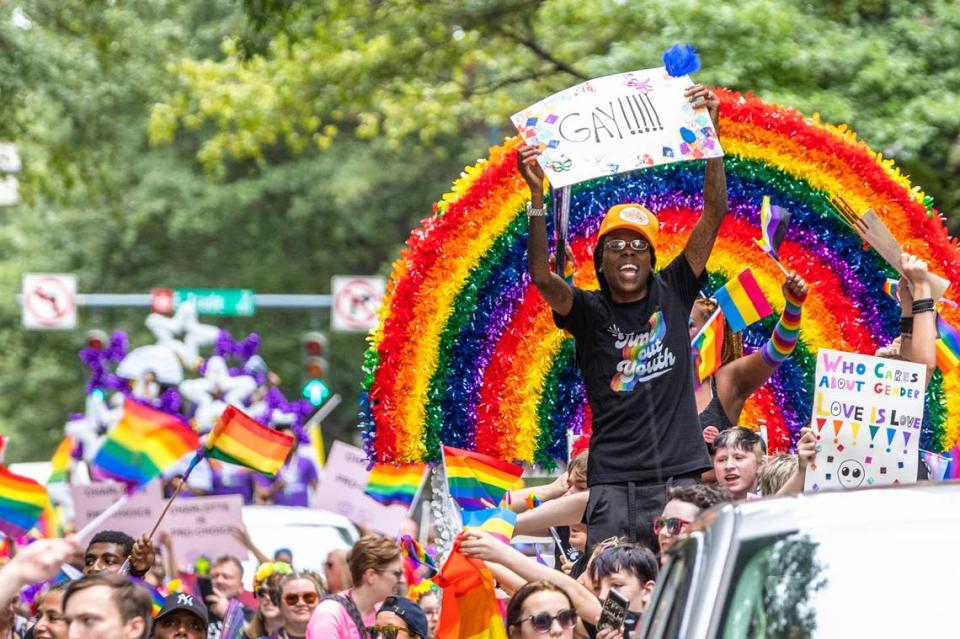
[[301, 332, 330, 406], [85, 329, 108, 351]]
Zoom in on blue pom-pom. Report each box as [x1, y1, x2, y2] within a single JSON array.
[[662, 43, 701, 77]]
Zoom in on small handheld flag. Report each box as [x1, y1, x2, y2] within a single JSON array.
[[936, 316, 960, 373], [365, 463, 427, 508], [753, 196, 792, 271], [401, 534, 437, 578], [0, 465, 50, 538], [712, 268, 774, 333], [93, 400, 200, 488], [462, 507, 517, 544], [691, 309, 725, 383], [47, 436, 74, 484], [882, 278, 900, 303], [203, 406, 295, 477], [443, 446, 523, 512]]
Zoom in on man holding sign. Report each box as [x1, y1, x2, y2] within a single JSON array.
[[519, 83, 727, 553]]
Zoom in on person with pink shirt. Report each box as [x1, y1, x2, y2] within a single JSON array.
[[306, 536, 403, 639]]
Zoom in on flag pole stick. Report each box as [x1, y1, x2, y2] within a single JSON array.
[[404, 466, 430, 521], [773, 259, 789, 277], [76, 494, 130, 541], [690, 306, 723, 346]]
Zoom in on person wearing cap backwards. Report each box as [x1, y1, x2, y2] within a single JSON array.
[[517, 83, 726, 555], [367, 596, 428, 639], [152, 593, 209, 639]]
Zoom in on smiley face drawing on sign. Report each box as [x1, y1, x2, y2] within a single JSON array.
[[837, 459, 865, 489]]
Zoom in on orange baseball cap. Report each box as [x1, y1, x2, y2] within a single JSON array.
[[597, 204, 659, 251]]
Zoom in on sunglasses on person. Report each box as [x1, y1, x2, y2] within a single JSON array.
[[283, 592, 319, 606], [367, 625, 411, 639], [377, 568, 405, 580], [256, 588, 278, 604], [653, 515, 691, 537], [605, 238, 649, 253], [515, 609, 578, 633]]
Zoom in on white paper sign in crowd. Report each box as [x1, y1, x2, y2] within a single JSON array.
[[511, 68, 723, 188], [805, 348, 925, 492], [313, 441, 411, 536], [71, 480, 247, 566]]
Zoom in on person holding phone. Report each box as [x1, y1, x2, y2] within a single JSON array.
[[203, 556, 253, 639], [518, 84, 727, 556]]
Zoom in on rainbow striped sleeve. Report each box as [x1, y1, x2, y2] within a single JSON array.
[[761, 287, 805, 367], [0, 465, 49, 538], [713, 268, 774, 333]]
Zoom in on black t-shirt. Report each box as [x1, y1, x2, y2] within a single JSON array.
[[555, 255, 712, 485]]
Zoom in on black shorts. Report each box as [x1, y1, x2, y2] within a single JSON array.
[[584, 474, 700, 555]]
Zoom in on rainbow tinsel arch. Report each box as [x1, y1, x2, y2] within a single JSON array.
[[359, 88, 960, 467]]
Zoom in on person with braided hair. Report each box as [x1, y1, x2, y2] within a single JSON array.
[[690, 271, 809, 444]]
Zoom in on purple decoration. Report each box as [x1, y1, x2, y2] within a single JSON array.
[[78, 330, 129, 395]]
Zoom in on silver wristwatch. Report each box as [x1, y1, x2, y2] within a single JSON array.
[[526, 202, 547, 217]]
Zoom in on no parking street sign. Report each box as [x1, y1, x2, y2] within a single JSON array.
[[331, 275, 385, 332]]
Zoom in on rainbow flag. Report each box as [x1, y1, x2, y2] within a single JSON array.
[[712, 268, 773, 333], [882, 278, 900, 303], [435, 543, 508, 639], [691, 309, 725, 383], [365, 462, 427, 508], [524, 493, 540, 510], [936, 316, 960, 373], [202, 406, 294, 477], [754, 196, 791, 261], [94, 399, 200, 487], [47, 436, 74, 484], [130, 578, 167, 617], [443, 446, 523, 511], [462, 507, 517, 544], [0, 465, 49, 538], [401, 534, 437, 578]]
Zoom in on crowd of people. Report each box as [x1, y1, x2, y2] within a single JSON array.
[[0, 84, 946, 639]]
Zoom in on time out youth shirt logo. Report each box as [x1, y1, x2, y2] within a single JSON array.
[[609, 310, 676, 391]]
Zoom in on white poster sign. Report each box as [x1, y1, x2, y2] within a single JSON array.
[[71, 481, 246, 566], [71, 480, 165, 538], [511, 68, 723, 188], [805, 348, 925, 492], [22, 273, 78, 330], [331, 275, 385, 332], [313, 441, 411, 536]]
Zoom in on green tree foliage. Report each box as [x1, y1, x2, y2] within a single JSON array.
[[1, 0, 958, 462]]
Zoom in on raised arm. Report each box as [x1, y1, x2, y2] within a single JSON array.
[[682, 86, 728, 277], [519, 144, 574, 316], [716, 272, 808, 415], [899, 254, 937, 387], [460, 531, 602, 624], [775, 428, 816, 496], [514, 490, 588, 536]]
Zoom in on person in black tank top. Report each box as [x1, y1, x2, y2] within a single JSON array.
[[689, 273, 809, 446]]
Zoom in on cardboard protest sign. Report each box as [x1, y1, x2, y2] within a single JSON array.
[[511, 69, 723, 188], [805, 348, 925, 492], [72, 480, 246, 565], [313, 441, 410, 536], [157, 494, 246, 566], [71, 480, 164, 537]]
